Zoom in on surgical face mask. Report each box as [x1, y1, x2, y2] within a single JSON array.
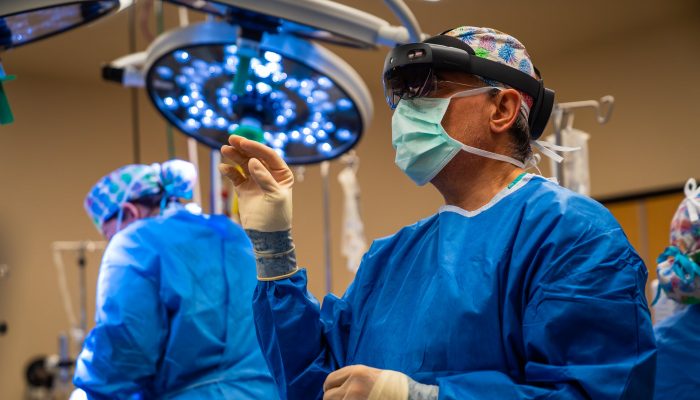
[[391, 87, 527, 186]]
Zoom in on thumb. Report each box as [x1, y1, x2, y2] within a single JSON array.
[[248, 158, 279, 193]]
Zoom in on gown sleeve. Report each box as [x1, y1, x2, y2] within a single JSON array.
[[653, 305, 700, 400], [253, 269, 355, 400], [245, 228, 358, 400], [73, 230, 167, 399], [435, 224, 657, 399]]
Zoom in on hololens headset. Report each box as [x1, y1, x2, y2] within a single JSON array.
[[382, 34, 555, 139]]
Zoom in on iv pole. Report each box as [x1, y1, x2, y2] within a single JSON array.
[[321, 161, 332, 293], [552, 95, 615, 185]]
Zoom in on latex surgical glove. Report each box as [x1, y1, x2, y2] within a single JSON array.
[[219, 135, 294, 232], [323, 365, 438, 400], [220, 136, 298, 280]]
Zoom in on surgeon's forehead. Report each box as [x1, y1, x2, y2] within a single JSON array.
[[436, 70, 483, 86]]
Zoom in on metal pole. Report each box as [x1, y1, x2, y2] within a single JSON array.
[[128, 3, 141, 163], [210, 149, 223, 214], [0, 263, 8, 337], [188, 138, 202, 206], [321, 161, 332, 293], [553, 108, 565, 185], [77, 244, 87, 339]]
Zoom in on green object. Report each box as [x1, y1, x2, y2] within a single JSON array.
[[230, 124, 265, 143], [232, 55, 252, 96], [0, 74, 15, 125], [507, 172, 527, 189]]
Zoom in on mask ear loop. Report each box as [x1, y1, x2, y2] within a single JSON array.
[[684, 178, 700, 222], [114, 204, 125, 234], [114, 188, 134, 235]]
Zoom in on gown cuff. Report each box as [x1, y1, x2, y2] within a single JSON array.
[[245, 229, 298, 280], [408, 377, 439, 400]]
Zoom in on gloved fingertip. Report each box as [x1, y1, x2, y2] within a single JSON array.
[[248, 157, 264, 171], [218, 163, 232, 175]]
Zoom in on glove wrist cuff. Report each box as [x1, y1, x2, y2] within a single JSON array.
[[245, 229, 298, 280], [407, 376, 439, 400]]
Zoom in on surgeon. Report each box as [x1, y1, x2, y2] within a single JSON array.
[[74, 160, 277, 399], [220, 27, 656, 399], [654, 178, 700, 400]]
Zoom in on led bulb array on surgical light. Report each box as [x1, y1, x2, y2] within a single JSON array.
[[144, 22, 372, 165], [105, 0, 420, 164]]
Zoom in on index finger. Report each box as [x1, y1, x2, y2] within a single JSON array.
[[221, 144, 251, 168], [231, 135, 289, 170]]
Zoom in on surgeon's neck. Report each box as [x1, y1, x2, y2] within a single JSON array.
[[431, 154, 524, 212]]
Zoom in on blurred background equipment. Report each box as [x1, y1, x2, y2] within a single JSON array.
[[1, 244, 9, 338], [24, 334, 75, 400], [0, 0, 133, 124], [51, 241, 106, 352]]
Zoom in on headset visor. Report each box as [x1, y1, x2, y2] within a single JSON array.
[[383, 63, 438, 109]]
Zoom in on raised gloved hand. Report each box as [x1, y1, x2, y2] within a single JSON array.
[[219, 135, 294, 232], [220, 135, 298, 280]]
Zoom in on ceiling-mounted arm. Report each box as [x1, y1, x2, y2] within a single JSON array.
[[383, 0, 423, 43], [375, 25, 411, 47], [102, 51, 147, 87], [163, 0, 415, 47]]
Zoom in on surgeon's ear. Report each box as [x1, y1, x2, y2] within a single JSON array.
[[489, 89, 521, 135], [120, 202, 141, 223]]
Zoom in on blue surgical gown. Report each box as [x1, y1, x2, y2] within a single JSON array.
[[74, 207, 277, 399], [654, 304, 700, 399], [254, 174, 657, 399]]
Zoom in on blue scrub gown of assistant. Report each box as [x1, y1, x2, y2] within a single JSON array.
[[254, 174, 657, 399], [654, 304, 700, 400], [74, 206, 278, 399]]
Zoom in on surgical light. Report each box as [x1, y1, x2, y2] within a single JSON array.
[[0, 0, 131, 124], [143, 21, 372, 165], [0, 0, 131, 51]]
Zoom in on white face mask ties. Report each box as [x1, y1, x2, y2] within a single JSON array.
[[685, 178, 700, 222], [531, 140, 580, 164]]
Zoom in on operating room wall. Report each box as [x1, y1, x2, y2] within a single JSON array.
[[0, 3, 699, 398], [534, 11, 700, 198]]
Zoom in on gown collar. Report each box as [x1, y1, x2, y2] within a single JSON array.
[[439, 173, 538, 218]]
